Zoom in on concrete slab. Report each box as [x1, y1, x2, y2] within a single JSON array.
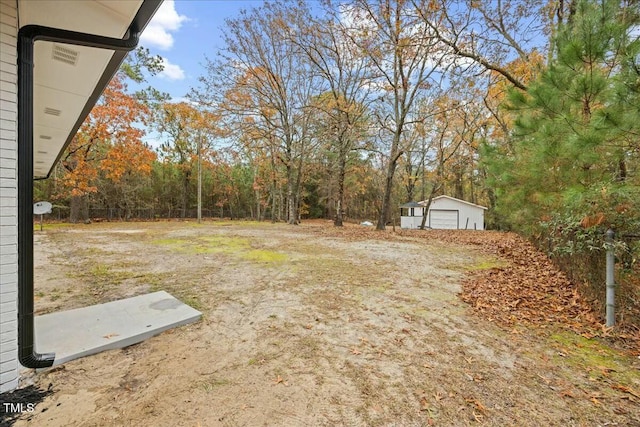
[[34, 291, 201, 366]]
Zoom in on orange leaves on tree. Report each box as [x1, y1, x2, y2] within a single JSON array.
[[62, 156, 98, 197], [58, 73, 152, 199], [483, 50, 546, 141], [101, 139, 156, 183]]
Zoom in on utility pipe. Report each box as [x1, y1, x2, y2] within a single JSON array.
[[17, 24, 142, 368]]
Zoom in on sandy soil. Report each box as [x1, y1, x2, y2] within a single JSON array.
[[4, 220, 639, 426]]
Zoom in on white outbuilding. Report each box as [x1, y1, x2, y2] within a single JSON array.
[[400, 195, 487, 230]]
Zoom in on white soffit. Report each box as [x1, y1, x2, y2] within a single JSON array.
[[17, 0, 146, 178]]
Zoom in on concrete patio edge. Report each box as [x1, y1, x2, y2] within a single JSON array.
[[34, 291, 202, 366]]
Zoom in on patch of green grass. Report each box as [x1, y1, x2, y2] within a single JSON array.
[[242, 249, 288, 263], [83, 247, 114, 256], [33, 222, 74, 231], [179, 294, 205, 312], [84, 262, 140, 283], [201, 235, 249, 248], [153, 236, 246, 255], [153, 234, 287, 263], [445, 256, 508, 272], [550, 331, 640, 386], [469, 258, 508, 270], [64, 260, 145, 303], [145, 273, 169, 292], [90, 263, 112, 277]]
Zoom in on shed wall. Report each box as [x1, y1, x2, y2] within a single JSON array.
[[400, 207, 425, 229], [400, 197, 485, 230], [430, 198, 485, 230], [0, 0, 19, 393]]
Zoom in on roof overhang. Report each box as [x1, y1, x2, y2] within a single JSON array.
[[18, 0, 162, 179], [400, 201, 423, 208], [422, 195, 488, 210]]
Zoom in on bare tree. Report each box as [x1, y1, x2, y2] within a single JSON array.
[[292, 2, 375, 226], [344, 0, 449, 230], [193, 1, 319, 224], [412, 0, 556, 91]]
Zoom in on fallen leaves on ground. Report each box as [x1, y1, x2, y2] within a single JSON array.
[[401, 229, 640, 354], [273, 375, 288, 386], [305, 222, 640, 353], [611, 384, 640, 399]]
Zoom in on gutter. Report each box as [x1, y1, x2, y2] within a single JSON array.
[[17, 25, 141, 369]]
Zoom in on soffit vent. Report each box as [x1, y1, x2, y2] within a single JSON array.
[[37, 150, 48, 154], [39, 135, 52, 140], [44, 107, 61, 116], [52, 44, 79, 66]]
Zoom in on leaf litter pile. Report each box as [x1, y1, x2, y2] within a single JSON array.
[[313, 223, 640, 354], [412, 229, 640, 354]]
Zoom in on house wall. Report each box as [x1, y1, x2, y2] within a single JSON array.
[[0, 0, 19, 393]]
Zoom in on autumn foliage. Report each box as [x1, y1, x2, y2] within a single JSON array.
[[37, 1, 639, 334], [56, 74, 155, 221]]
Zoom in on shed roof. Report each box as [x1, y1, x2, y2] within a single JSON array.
[[399, 201, 423, 208], [419, 195, 488, 210]]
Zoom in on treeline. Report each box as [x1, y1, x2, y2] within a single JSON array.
[[35, 1, 639, 323], [36, 151, 383, 221]]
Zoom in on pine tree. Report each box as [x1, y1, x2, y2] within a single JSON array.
[[485, 0, 640, 234]]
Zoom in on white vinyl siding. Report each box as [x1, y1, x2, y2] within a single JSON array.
[[429, 196, 485, 230], [0, 0, 19, 393], [400, 196, 486, 230]]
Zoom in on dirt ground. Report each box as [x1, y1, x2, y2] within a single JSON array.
[[4, 220, 640, 426]]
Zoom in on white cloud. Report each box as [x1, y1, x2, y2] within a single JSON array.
[[141, 0, 188, 50], [168, 97, 198, 105], [159, 57, 185, 80]]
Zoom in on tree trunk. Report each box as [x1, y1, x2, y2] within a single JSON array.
[[376, 155, 398, 230], [334, 150, 347, 227], [69, 194, 89, 223], [617, 158, 627, 182], [286, 166, 298, 225], [405, 161, 415, 202], [454, 169, 464, 200], [271, 179, 278, 223], [255, 189, 261, 221], [419, 187, 438, 230], [284, 139, 303, 225], [181, 170, 190, 218]]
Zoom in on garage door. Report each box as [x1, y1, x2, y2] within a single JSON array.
[[430, 210, 459, 229]]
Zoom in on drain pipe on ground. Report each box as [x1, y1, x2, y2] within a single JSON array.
[[17, 24, 142, 369]]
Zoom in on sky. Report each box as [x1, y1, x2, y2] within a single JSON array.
[[138, 0, 272, 102]]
